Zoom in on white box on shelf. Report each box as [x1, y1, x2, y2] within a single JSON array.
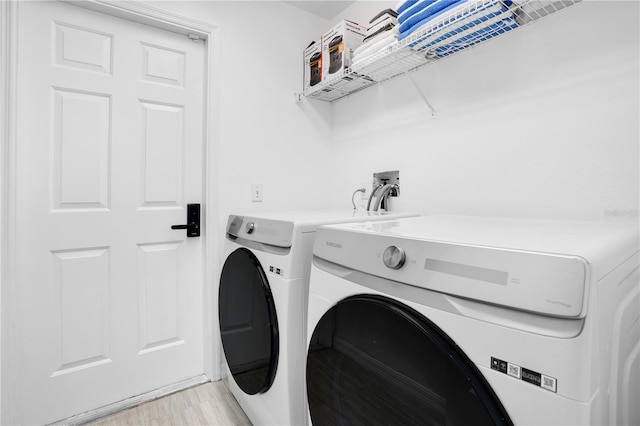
[[303, 40, 322, 94], [322, 20, 366, 83]]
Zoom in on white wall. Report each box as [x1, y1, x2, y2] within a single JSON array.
[[321, 0, 639, 220], [149, 0, 638, 224], [148, 0, 338, 232]]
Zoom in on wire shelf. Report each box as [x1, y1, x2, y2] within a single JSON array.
[[303, 0, 581, 102]]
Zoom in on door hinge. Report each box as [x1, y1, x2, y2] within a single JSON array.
[[188, 33, 202, 43]]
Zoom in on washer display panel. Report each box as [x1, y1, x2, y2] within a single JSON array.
[[306, 295, 512, 426], [219, 248, 279, 395]]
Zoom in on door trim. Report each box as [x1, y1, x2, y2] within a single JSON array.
[[0, 1, 221, 423], [0, 1, 19, 423]]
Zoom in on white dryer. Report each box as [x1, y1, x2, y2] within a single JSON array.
[[218, 210, 417, 426], [306, 216, 639, 426]]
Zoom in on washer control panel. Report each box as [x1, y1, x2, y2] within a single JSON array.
[[314, 223, 589, 318], [383, 245, 406, 270]]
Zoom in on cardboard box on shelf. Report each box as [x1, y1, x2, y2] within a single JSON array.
[[322, 20, 366, 83], [303, 40, 322, 94]]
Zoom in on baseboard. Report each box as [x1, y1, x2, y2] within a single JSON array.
[[50, 374, 209, 426]]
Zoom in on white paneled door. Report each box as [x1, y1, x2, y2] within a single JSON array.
[[15, 2, 205, 424]]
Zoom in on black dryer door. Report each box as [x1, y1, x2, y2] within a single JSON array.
[[219, 248, 279, 395], [306, 295, 513, 426]]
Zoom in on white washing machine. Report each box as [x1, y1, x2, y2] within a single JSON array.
[[218, 210, 418, 426], [306, 215, 639, 426]]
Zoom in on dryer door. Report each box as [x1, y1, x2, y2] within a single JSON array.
[[219, 248, 278, 395], [306, 295, 512, 426]]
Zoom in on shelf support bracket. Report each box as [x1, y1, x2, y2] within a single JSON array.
[[407, 73, 436, 118]]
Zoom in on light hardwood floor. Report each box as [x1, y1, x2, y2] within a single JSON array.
[[87, 380, 251, 426]]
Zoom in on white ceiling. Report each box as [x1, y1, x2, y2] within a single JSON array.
[[283, 1, 356, 19]]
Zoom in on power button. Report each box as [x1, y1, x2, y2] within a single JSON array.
[[245, 222, 255, 234]]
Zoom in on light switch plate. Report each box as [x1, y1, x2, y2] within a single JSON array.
[[251, 183, 263, 202]]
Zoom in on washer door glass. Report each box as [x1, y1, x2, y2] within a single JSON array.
[[306, 295, 512, 426], [219, 248, 278, 395]]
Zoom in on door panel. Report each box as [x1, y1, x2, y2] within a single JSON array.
[[139, 101, 184, 208], [15, 2, 205, 423], [53, 22, 113, 74], [52, 88, 111, 211], [51, 247, 111, 376], [141, 42, 186, 86], [137, 241, 183, 353]]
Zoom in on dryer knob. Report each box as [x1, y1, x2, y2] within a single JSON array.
[[383, 246, 406, 270], [245, 222, 255, 234]]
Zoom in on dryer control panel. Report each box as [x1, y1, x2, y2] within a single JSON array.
[[227, 215, 294, 248]]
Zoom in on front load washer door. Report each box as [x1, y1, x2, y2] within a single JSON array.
[[306, 295, 512, 426], [219, 248, 279, 395]]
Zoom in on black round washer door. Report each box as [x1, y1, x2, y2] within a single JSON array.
[[219, 248, 279, 395], [306, 295, 512, 426]]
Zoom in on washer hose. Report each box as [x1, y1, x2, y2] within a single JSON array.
[[373, 184, 394, 211], [351, 188, 366, 210], [366, 184, 383, 211]]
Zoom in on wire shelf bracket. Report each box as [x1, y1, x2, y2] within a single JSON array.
[[406, 72, 436, 118]]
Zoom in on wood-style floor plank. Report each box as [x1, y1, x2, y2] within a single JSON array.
[[87, 380, 251, 426]]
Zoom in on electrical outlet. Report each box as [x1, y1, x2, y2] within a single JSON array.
[[251, 183, 263, 202]]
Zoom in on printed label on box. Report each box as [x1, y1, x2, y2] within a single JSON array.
[[321, 20, 366, 82], [303, 40, 323, 93]]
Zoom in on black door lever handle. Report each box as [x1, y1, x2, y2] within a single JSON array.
[[171, 204, 200, 237]]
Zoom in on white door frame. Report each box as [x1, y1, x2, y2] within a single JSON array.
[[0, 1, 221, 422]]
